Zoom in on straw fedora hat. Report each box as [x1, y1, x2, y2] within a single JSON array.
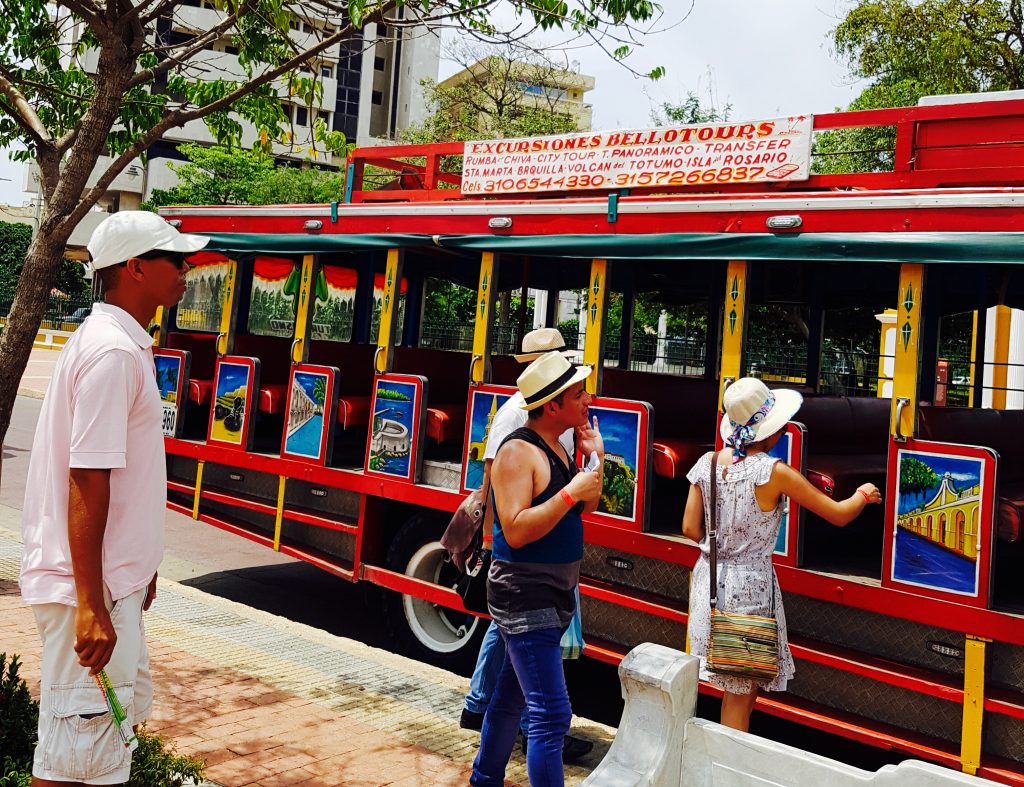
[[719, 377, 803, 444], [517, 352, 592, 410], [513, 327, 575, 363]]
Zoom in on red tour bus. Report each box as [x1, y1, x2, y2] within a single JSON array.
[[156, 93, 1024, 783]]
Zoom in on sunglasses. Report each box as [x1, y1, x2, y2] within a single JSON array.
[[126, 252, 190, 270]]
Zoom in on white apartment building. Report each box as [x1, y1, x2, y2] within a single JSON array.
[[24, 8, 439, 251]]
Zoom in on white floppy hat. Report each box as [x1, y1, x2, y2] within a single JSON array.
[[719, 377, 803, 445], [87, 211, 210, 270], [513, 327, 575, 362], [517, 352, 592, 410]]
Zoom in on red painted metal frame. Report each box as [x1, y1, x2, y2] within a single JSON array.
[[881, 439, 998, 607], [206, 355, 260, 451], [166, 437, 464, 513], [578, 397, 653, 533], [281, 363, 339, 466], [460, 384, 517, 494], [364, 373, 427, 483], [153, 348, 190, 438], [346, 98, 1024, 202]]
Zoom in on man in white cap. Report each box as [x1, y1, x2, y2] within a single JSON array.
[[471, 352, 604, 787], [460, 328, 593, 762], [20, 211, 208, 785]]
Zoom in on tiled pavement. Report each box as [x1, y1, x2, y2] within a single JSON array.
[[0, 523, 614, 786]]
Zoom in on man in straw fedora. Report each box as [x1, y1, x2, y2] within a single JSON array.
[[459, 328, 593, 762], [471, 352, 604, 786]]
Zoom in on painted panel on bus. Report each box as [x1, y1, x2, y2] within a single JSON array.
[[768, 422, 806, 565], [580, 397, 652, 533], [207, 356, 260, 451], [154, 348, 190, 438], [461, 384, 517, 493], [177, 251, 230, 332], [882, 440, 997, 606], [366, 374, 426, 483], [281, 364, 339, 466]]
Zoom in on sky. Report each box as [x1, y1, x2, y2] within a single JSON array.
[[0, 0, 864, 206]]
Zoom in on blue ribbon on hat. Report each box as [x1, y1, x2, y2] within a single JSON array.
[[725, 392, 775, 463]]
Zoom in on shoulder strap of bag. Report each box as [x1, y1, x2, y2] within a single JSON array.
[[708, 450, 720, 610]]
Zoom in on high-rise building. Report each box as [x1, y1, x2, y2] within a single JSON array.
[[25, 9, 439, 250]]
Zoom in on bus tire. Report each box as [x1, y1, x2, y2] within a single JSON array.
[[383, 511, 486, 672]]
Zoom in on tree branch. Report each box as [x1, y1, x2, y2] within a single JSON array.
[[0, 70, 53, 150]]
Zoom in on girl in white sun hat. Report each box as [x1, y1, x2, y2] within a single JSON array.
[[682, 377, 881, 732]]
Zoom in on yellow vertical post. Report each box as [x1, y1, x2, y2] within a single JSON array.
[[273, 475, 287, 551], [582, 259, 610, 395], [152, 306, 164, 347], [875, 308, 897, 399], [374, 248, 404, 374], [292, 254, 318, 364], [990, 305, 1012, 411], [192, 460, 205, 520], [216, 259, 238, 357], [719, 260, 748, 409], [891, 264, 924, 439], [968, 311, 978, 408], [960, 635, 989, 774], [470, 252, 499, 384]]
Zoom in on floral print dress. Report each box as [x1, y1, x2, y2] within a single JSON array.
[[686, 451, 795, 694]]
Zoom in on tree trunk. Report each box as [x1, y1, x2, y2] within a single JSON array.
[[0, 220, 76, 483]]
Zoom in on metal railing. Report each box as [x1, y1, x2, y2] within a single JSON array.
[[0, 291, 98, 332]]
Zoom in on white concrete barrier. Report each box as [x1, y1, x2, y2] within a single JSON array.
[[584, 644, 999, 787]]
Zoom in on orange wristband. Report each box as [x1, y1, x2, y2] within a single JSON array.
[[559, 488, 576, 508], [858, 489, 871, 503]]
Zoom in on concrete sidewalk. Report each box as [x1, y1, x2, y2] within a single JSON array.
[[0, 517, 613, 786]]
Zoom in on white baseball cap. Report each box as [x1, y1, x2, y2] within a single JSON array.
[[87, 211, 210, 270]]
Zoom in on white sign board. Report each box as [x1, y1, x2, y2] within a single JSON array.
[[461, 116, 813, 195]]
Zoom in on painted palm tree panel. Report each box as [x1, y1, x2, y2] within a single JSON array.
[[890, 447, 993, 599], [281, 364, 338, 465], [365, 374, 426, 483]]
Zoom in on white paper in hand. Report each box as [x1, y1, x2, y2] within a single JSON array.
[[585, 451, 601, 472]]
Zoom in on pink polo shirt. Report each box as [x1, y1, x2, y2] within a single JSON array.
[[20, 303, 166, 606]]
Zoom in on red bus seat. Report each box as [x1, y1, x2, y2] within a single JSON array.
[[920, 406, 1024, 543], [426, 404, 466, 444], [652, 437, 714, 480], [234, 334, 292, 416], [189, 378, 214, 406], [309, 342, 376, 431], [258, 383, 289, 414], [165, 332, 218, 407], [602, 369, 719, 481], [337, 395, 371, 429], [393, 347, 473, 445], [797, 397, 891, 501]]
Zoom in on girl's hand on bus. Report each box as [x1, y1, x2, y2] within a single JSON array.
[[566, 470, 602, 504], [857, 483, 882, 506], [577, 415, 604, 459]]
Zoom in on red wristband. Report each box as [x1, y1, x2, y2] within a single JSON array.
[[858, 489, 872, 503], [559, 488, 576, 508]]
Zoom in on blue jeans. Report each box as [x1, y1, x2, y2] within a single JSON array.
[[470, 626, 571, 787], [465, 619, 529, 732]]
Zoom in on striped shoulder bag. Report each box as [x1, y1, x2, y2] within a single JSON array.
[[706, 451, 780, 682]]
